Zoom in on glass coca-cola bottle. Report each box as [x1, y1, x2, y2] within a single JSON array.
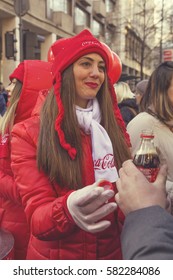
[[133, 129, 160, 182]]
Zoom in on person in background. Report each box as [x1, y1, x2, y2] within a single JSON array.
[[11, 29, 131, 260], [0, 82, 8, 105], [114, 81, 138, 126], [127, 61, 173, 214], [0, 60, 52, 259], [0, 83, 7, 116], [0, 92, 6, 117], [115, 160, 173, 260], [135, 79, 148, 107]]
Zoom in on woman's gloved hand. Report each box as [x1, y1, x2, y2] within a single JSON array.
[[67, 180, 117, 233]]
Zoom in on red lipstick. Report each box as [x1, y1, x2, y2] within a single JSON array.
[[85, 82, 98, 89]]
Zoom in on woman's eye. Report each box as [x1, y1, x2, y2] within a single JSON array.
[[99, 66, 105, 72], [82, 62, 90, 67]]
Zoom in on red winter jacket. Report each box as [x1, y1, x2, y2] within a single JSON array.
[[11, 93, 130, 260], [0, 60, 52, 259]]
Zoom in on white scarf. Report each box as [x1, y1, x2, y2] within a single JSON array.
[[76, 99, 118, 183]]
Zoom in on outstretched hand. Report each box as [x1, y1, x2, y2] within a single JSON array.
[[67, 180, 117, 233], [115, 160, 167, 216]]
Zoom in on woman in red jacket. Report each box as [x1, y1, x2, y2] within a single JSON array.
[[0, 60, 52, 259], [11, 29, 131, 260]]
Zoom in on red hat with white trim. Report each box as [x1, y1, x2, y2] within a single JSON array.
[[51, 29, 130, 159]]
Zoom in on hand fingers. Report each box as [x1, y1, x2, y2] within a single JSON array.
[[153, 164, 167, 190], [76, 180, 114, 207], [115, 192, 120, 205], [121, 159, 140, 176], [76, 186, 104, 206], [116, 178, 121, 192], [118, 167, 125, 179], [84, 202, 117, 223], [80, 189, 115, 213]]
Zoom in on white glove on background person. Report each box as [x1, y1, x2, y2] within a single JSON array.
[[67, 180, 117, 233]]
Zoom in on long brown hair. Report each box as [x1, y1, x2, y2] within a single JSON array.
[[37, 65, 131, 189], [140, 61, 173, 122], [0, 80, 22, 135]]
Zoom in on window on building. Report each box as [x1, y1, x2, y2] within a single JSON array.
[[129, 37, 132, 59], [132, 39, 136, 60], [136, 41, 141, 63], [105, 0, 115, 13], [92, 20, 104, 37], [46, 0, 52, 19], [75, 7, 89, 26], [125, 32, 130, 58], [105, 31, 112, 45], [46, 0, 71, 19], [51, 0, 68, 13]]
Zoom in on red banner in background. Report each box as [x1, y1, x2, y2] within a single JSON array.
[[162, 49, 173, 61]]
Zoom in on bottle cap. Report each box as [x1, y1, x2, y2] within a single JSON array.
[[140, 129, 154, 139]]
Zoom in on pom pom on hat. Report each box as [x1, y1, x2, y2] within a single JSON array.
[[9, 62, 25, 83]]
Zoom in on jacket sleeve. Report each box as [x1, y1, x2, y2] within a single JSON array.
[[0, 170, 20, 203], [121, 206, 173, 260], [11, 121, 76, 241]]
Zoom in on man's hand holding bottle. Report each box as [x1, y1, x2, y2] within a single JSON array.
[[115, 160, 168, 216]]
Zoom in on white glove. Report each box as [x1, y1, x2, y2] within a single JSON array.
[[67, 180, 117, 233]]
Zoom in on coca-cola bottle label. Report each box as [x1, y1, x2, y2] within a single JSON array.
[[133, 130, 160, 183], [137, 166, 160, 183]]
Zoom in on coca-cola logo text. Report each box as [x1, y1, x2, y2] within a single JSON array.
[[93, 154, 115, 170], [82, 41, 101, 47]]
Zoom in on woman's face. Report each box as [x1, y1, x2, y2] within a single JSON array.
[[168, 77, 173, 106], [5, 78, 17, 101], [73, 53, 105, 108]]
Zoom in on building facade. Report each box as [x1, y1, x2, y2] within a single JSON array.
[[0, 0, 156, 86]]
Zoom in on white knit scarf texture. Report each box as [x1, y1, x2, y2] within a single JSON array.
[[76, 98, 118, 183]]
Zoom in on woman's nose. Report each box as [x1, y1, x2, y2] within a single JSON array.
[[90, 65, 100, 77]]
